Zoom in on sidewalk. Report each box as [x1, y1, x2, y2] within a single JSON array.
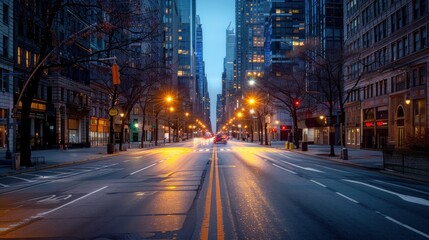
[[269, 141, 383, 170], [0, 142, 156, 177]]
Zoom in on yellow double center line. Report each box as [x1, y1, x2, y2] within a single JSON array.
[[200, 146, 224, 240]]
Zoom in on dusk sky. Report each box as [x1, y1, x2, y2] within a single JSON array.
[[197, 0, 235, 132]]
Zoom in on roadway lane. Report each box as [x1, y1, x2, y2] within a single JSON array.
[[199, 140, 429, 239], [0, 139, 212, 239], [1, 138, 428, 239]]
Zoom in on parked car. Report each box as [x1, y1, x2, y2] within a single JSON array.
[[213, 134, 227, 144]]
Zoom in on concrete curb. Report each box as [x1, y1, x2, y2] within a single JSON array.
[[0, 152, 118, 178]]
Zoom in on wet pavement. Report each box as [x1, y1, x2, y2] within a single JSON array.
[[0, 140, 427, 183]]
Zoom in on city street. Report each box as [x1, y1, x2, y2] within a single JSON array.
[[0, 139, 428, 239]]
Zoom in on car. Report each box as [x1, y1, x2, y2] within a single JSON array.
[[213, 134, 227, 144]]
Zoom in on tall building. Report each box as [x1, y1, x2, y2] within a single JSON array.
[[264, 0, 305, 140], [13, 2, 92, 150], [177, 0, 197, 115], [195, 16, 204, 117], [302, 0, 343, 144], [223, 25, 236, 123], [0, 0, 14, 155], [216, 93, 224, 132], [344, 0, 429, 149], [242, 0, 268, 95], [162, 0, 180, 89]]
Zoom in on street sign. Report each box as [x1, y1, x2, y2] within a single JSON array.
[[108, 107, 119, 117]]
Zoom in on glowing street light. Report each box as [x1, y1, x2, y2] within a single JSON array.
[[248, 98, 256, 105]]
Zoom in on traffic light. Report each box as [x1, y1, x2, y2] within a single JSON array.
[[294, 99, 300, 107], [112, 63, 120, 85]]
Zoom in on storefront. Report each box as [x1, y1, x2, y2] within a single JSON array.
[[362, 107, 389, 149], [90, 117, 109, 146]]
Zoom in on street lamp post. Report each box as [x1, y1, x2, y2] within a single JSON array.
[[103, 58, 121, 154], [168, 107, 174, 143], [185, 112, 189, 140], [119, 112, 124, 151]]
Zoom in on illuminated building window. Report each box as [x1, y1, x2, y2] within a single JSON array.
[[17, 47, 22, 65], [26, 50, 30, 67], [33, 53, 38, 66]]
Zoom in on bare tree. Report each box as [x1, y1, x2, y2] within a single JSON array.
[[264, 69, 307, 148], [292, 38, 368, 156], [17, 0, 162, 166]]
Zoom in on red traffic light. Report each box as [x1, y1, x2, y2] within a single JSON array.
[[294, 99, 300, 107]]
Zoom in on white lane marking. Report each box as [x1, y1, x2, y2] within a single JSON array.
[[279, 160, 324, 173], [310, 179, 327, 188], [8, 176, 33, 182], [376, 211, 429, 239], [344, 179, 429, 207], [272, 163, 297, 175], [263, 156, 323, 173], [316, 164, 349, 173], [205, 149, 210, 152], [40, 170, 68, 174], [279, 153, 303, 162], [160, 160, 165, 163], [336, 192, 359, 203], [130, 163, 157, 175], [38, 186, 107, 217], [1, 186, 108, 233], [37, 195, 73, 203], [0, 182, 9, 187], [374, 180, 429, 195]]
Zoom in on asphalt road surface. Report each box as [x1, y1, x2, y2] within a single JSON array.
[[0, 138, 428, 239]]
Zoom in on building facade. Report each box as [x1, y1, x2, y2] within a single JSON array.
[[0, 0, 14, 155], [264, 0, 306, 141], [302, 0, 343, 144], [344, 0, 429, 149]]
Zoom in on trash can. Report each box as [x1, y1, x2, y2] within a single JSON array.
[[107, 143, 115, 154], [302, 142, 308, 151], [285, 141, 289, 149], [14, 153, 21, 170], [341, 148, 348, 160]]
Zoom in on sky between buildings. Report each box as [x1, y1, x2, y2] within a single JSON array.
[[197, 0, 235, 132]]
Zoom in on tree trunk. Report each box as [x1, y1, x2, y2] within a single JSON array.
[[292, 109, 300, 148], [259, 118, 263, 145], [119, 121, 124, 151], [155, 117, 158, 146], [264, 122, 269, 145], [329, 111, 336, 156], [141, 108, 146, 148]]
